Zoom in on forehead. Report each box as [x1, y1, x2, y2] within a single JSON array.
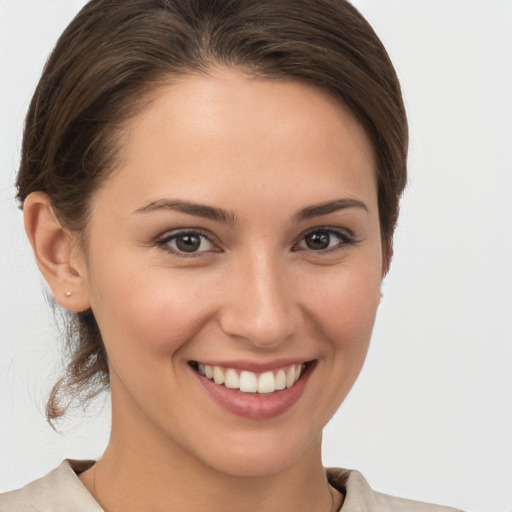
[[98, 69, 377, 213]]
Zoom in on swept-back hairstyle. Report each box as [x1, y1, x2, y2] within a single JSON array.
[[17, 0, 408, 422]]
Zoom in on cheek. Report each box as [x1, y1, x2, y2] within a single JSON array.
[[87, 256, 221, 359], [306, 263, 381, 405], [301, 263, 381, 353]]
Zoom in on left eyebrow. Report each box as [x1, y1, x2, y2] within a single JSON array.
[[294, 198, 369, 222]]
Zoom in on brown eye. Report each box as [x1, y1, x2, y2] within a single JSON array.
[[304, 231, 331, 250], [297, 228, 354, 252], [175, 233, 202, 252], [159, 231, 215, 255]]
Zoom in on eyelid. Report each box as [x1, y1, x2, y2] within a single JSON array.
[[155, 228, 221, 256], [293, 226, 357, 252], [153, 225, 357, 257]]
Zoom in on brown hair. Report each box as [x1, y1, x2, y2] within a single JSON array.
[[17, 0, 408, 422]]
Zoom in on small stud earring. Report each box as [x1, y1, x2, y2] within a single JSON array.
[[64, 291, 72, 297]]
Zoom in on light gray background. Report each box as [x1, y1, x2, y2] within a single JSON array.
[[1, 1, 511, 511]]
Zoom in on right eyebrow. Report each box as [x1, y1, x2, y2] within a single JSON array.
[[133, 199, 237, 224]]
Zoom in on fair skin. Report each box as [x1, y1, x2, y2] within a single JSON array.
[[24, 69, 382, 512]]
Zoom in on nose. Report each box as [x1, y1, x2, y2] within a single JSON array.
[[218, 251, 301, 348]]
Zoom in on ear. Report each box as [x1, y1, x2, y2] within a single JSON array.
[[23, 192, 91, 312]]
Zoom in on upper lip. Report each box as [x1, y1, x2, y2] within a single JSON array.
[[190, 358, 315, 373]]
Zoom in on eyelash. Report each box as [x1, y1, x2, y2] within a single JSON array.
[[155, 227, 357, 257], [156, 229, 217, 258], [292, 227, 357, 253]]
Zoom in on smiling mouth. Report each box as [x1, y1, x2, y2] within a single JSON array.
[[189, 361, 313, 395]]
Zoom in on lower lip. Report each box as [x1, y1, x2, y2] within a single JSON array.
[[192, 363, 315, 420]]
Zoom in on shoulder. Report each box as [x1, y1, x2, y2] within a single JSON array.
[[327, 468, 464, 512], [0, 460, 102, 512]]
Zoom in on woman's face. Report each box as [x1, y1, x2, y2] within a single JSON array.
[[79, 69, 382, 477]]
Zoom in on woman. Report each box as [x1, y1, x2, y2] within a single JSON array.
[[0, 0, 463, 510]]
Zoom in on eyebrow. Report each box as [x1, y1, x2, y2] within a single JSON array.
[[134, 197, 368, 224], [294, 198, 368, 222], [134, 199, 236, 224]]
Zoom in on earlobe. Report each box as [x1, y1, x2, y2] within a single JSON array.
[[23, 192, 91, 312]]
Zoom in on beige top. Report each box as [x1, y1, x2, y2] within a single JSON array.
[[0, 460, 462, 511]]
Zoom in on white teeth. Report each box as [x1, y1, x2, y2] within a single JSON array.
[[197, 363, 306, 394], [213, 366, 225, 385], [240, 371, 258, 392], [225, 369, 239, 389], [286, 366, 296, 388], [257, 371, 275, 394], [275, 369, 286, 390]]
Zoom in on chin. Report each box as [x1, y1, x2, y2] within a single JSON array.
[[206, 451, 303, 479], [193, 428, 323, 479]]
